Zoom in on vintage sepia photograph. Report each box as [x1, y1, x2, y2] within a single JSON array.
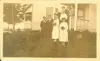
[[3, 2, 96, 58]]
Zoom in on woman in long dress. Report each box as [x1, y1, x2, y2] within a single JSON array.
[[52, 14, 59, 54], [52, 14, 59, 42], [59, 18, 68, 46], [60, 6, 68, 21]]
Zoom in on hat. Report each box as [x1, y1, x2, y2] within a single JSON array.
[[62, 6, 65, 9]]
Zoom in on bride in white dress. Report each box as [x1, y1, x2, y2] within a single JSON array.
[[59, 18, 68, 46]]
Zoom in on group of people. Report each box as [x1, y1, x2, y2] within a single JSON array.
[[40, 6, 70, 47]]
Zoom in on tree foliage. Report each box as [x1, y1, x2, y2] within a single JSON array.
[[4, 3, 31, 24]]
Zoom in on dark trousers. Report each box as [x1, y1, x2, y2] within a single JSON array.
[[47, 30, 52, 39], [41, 30, 47, 38]]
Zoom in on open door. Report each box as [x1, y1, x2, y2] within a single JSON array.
[[46, 7, 53, 18]]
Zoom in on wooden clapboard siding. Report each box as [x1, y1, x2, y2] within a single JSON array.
[[76, 4, 96, 32], [88, 4, 96, 32], [88, 21, 96, 32]]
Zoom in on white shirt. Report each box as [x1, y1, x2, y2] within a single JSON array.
[[60, 13, 68, 20]]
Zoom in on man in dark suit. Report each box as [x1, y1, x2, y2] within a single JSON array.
[[47, 15, 53, 39], [40, 16, 47, 38]]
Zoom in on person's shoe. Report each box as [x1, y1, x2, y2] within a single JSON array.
[[62, 42, 65, 47], [53, 39, 57, 42]]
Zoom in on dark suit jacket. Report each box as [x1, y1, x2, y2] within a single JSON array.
[[47, 19, 53, 33], [40, 21, 47, 32]]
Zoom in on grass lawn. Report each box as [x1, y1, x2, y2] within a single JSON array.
[[3, 30, 96, 58]]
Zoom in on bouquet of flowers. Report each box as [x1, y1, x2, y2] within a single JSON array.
[[53, 23, 56, 26], [61, 26, 65, 30]]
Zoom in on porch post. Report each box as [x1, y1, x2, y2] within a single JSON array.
[[69, 15, 71, 30], [74, 3, 78, 30], [32, 4, 34, 30], [31, 4, 33, 30]]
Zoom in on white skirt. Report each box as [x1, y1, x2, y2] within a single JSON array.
[[59, 30, 68, 42], [52, 26, 59, 39]]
